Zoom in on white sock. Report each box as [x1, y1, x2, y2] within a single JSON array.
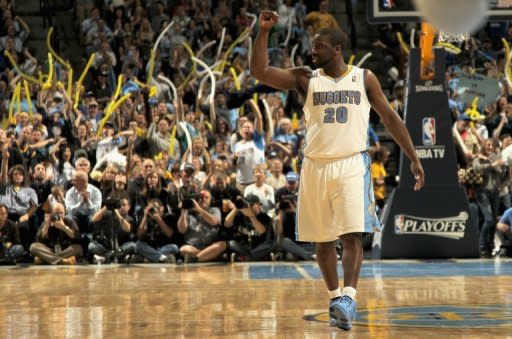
[[342, 286, 357, 300], [328, 287, 342, 299]]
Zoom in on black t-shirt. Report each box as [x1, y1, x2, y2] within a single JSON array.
[[37, 217, 81, 248], [139, 213, 180, 248], [0, 220, 20, 251], [231, 211, 273, 248], [274, 187, 298, 239], [92, 210, 136, 246]]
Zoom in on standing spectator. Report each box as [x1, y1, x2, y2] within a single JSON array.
[[233, 119, 265, 193], [371, 146, 390, 210], [304, 0, 339, 35], [473, 139, 506, 257]]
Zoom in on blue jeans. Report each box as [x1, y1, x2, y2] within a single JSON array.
[[7, 244, 26, 261], [135, 241, 179, 263], [278, 237, 313, 260], [476, 189, 500, 252]]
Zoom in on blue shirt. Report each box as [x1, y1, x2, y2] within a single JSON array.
[[499, 207, 512, 226]]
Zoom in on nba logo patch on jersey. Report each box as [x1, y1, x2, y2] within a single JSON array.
[[422, 117, 436, 145]]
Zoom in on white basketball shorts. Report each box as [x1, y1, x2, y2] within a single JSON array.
[[296, 152, 381, 242]]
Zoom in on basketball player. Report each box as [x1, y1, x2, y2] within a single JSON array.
[[251, 11, 425, 330]]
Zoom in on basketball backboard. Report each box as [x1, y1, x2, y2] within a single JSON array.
[[367, 0, 512, 24]]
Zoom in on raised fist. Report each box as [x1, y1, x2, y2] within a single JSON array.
[[258, 10, 278, 31]]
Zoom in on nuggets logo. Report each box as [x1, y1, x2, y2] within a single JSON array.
[[422, 117, 436, 145]]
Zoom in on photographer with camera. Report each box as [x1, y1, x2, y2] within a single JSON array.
[[275, 172, 314, 260], [29, 203, 82, 265], [177, 190, 224, 263], [89, 196, 136, 263], [134, 199, 179, 263], [0, 204, 26, 264], [224, 194, 275, 261]]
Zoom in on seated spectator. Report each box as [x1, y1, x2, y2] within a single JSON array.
[[64, 170, 102, 249], [266, 158, 286, 190], [224, 195, 275, 261], [274, 172, 313, 260], [497, 207, 512, 257], [177, 190, 225, 263], [29, 203, 82, 265], [0, 149, 38, 248], [89, 196, 136, 263], [0, 204, 26, 264], [244, 165, 275, 216], [273, 117, 299, 153], [134, 199, 179, 263]]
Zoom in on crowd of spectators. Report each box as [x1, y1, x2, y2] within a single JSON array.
[[0, 0, 511, 265]]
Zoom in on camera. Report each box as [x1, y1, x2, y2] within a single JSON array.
[[182, 193, 202, 209], [50, 213, 61, 222], [149, 206, 159, 214], [105, 197, 121, 210], [279, 194, 297, 211], [234, 197, 248, 209]]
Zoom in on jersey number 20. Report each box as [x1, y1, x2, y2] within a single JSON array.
[[324, 106, 348, 123]]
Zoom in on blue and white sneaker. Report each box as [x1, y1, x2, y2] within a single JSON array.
[[329, 295, 357, 330]]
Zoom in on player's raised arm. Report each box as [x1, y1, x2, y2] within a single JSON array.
[[251, 10, 309, 91], [365, 69, 425, 191]]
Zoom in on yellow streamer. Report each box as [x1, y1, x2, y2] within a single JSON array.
[[46, 27, 70, 69], [96, 93, 131, 137], [217, 27, 250, 74], [3, 50, 40, 84], [15, 82, 21, 116], [4, 83, 18, 128], [179, 42, 197, 90], [74, 53, 96, 109], [229, 67, 241, 90], [103, 74, 124, 113], [435, 42, 461, 54], [67, 69, 73, 98], [133, 77, 146, 88], [147, 50, 156, 85], [168, 124, 177, 156], [348, 55, 355, 66], [113, 74, 123, 101], [44, 53, 54, 90], [397, 32, 410, 55], [502, 38, 512, 88], [23, 80, 33, 119]]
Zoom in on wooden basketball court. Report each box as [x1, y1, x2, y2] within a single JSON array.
[[0, 259, 511, 338]]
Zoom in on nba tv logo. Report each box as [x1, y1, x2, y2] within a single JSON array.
[[422, 117, 436, 145]]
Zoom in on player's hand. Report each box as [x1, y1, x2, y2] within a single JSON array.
[[410, 160, 424, 191], [258, 10, 278, 31]]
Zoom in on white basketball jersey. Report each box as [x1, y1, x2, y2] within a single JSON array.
[[302, 66, 371, 160]]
